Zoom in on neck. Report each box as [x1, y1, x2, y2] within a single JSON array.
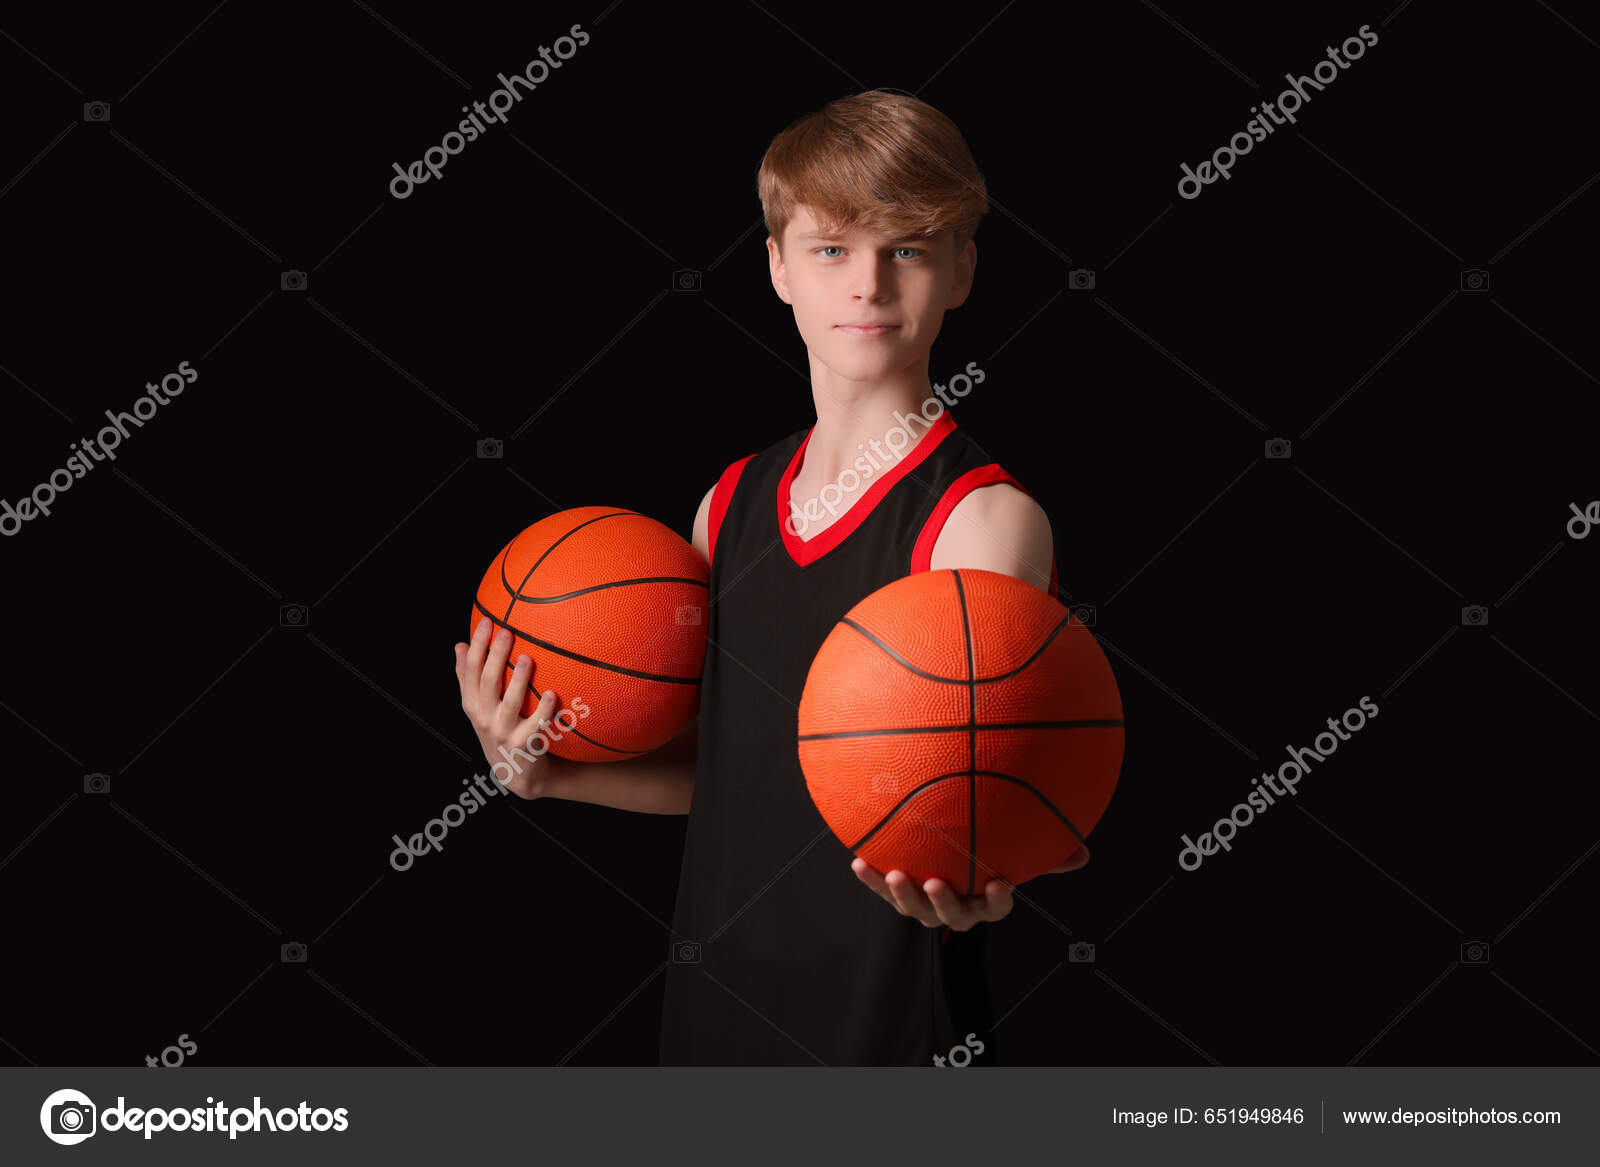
[[798, 354, 945, 485]]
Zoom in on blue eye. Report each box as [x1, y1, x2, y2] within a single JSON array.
[[815, 245, 921, 259]]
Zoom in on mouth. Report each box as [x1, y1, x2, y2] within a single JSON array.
[[835, 324, 900, 337]]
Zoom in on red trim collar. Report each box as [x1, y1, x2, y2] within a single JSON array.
[[777, 409, 957, 567]]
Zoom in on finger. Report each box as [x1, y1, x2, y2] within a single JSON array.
[[924, 879, 983, 930], [478, 624, 515, 707], [500, 652, 536, 719], [1047, 843, 1091, 874], [852, 857, 899, 905], [455, 630, 485, 712], [509, 688, 558, 748], [982, 879, 1015, 921], [465, 616, 494, 688], [886, 871, 940, 927]]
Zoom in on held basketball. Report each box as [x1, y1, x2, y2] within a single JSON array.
[[469, 506, 709, 762], [797, 568, 1124, 893]]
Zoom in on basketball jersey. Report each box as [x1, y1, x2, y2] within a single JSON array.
[[659, 407, 1060, 1066]]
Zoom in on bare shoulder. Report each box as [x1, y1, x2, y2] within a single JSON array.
[[691, 483, 716, 568], [928, 482, 1053, 592]]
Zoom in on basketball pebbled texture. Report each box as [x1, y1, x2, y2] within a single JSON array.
[[470, 506, 709, 762], [797, 568, 1124, 893]]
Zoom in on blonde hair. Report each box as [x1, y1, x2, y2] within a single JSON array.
[[757, 89, 989, 256]]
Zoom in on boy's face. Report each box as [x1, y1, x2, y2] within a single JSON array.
[[767, 205, 976, 384]]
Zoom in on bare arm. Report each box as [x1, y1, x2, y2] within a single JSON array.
[[454, 484, 717, 815], [927, 482, 1054, 592], [533, 715, 699, 814]]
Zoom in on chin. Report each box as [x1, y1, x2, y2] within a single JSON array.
[[829, 356, 898, 381]]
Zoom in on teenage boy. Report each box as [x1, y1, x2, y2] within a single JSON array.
[[455, 89, 1088, 1067]]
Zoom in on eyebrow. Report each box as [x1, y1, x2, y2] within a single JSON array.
[[795, 232, 930, 244]]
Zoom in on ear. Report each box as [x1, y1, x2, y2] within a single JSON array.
[[947, 237, 977, 310], [767, 235, 793, 305]]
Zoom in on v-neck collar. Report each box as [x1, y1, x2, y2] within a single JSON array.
[[777, 410, 957, 568]]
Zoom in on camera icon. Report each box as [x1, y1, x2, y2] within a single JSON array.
[[674, 603, 702, 626], [1460, 940, 1489, 964], [280, 270, 308, 292], [1070, 604, 1096, 628], [671, 268, 702, 292], [84, 772, 110, 794], [1265, 438, 1292, 460], [1461, 604, 1488, 627], [83, 101, 110, 123], [279, 603, 309, 628], [1068, 268, 1096, 291], [476, 438, 504, 459], [1459, 268, 1489, 292], [281, 942, 308, 963], [1068, 941, 1096, 963], [50, 1100, 96, 1137], [672, 939, 702, 963]]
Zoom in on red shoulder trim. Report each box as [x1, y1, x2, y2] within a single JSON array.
[[707, 454, 756, 571], [911, 464, 1059, 600]]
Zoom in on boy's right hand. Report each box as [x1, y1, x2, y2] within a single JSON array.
[[454, 616, 562, 799]]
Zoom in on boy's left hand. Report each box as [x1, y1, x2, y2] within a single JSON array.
[[851, 844, 1090, 932]]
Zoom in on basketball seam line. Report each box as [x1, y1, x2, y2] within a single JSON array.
[[565, 723, 651, 756], [844, 769, 1088, 863], [471, 598, 702, 684], [498, 510, 640, 615], [799, 720, 1124, 740], [954, 570, 978, 897], [838, 612, 1073, 685], [504, 575, 710, 603]]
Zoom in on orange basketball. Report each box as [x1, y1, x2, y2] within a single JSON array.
[[469, 506, 708, 762], [797, 568, 1124, 893]]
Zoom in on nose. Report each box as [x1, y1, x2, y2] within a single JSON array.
[[849, 255, 891, 302]]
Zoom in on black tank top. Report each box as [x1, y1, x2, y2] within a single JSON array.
[[659, 408, 1059, 1066]]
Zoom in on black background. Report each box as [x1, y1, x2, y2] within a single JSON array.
[[2, 0, 1596, 1068]]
